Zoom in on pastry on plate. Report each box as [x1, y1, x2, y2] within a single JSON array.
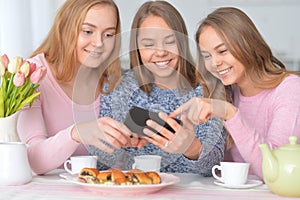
[[78, 168, 161, 185], [78, 168, 99, 183], [146, 172, 161, 184]]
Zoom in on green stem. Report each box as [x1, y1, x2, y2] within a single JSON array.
[[5, 73, 14, 99], [6, 87, 18, 117], [0, 74, 7, 117], [0, 87, 4, 118], [23, 83, 35, 98]]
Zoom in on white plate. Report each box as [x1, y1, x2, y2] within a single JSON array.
[[59, 172, 180, 196], [214, 179, 263, 189]]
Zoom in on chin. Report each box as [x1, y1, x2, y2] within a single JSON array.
[[220, 78, 234, 86]]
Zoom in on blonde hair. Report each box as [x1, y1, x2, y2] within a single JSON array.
[[129, 1, 205, 95], [30, 0, 121, 93]]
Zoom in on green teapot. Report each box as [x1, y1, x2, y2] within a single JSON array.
[[259, 136, 300, 197]]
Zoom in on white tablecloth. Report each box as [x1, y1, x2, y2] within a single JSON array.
[[0, 169, 294, 200]]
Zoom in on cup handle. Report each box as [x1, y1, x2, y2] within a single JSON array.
[[212, 165, 223, 183], [64, 160, 73, 174], [132, 163, 136, 169]]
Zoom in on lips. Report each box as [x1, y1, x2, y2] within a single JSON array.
[[153, 60, 172, 68], [84, 49, 103, 57], [155, 60, 170, 65], [218, 67, 232, 75]]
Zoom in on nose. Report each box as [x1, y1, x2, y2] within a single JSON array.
[[154, 47, 168, 57], [92, 33, 103, 47], [211, 54, 222, 67]]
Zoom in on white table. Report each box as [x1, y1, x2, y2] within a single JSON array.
[[0, 169, 294, 200]]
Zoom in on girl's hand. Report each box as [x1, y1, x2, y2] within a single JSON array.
[[169, 97, 237, 123], [71, 117, 135, 153], [127, 135, 148, 149], [143, 112, 195, 154]]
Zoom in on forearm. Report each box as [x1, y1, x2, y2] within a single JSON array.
[[180, 142, 224, 176], [26, 126, 81, 175], [225, 108, 300, 179]]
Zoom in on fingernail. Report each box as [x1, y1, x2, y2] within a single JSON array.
[[146, 119, 152, 126]]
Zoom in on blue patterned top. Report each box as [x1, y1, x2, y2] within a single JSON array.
[[88, 70, 226, 176]]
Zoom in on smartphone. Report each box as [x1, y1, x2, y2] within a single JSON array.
[[124, 106, 182, 137]]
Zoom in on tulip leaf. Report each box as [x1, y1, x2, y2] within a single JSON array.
[[0, 87, 4, 117], [12, 92, 40, 114]]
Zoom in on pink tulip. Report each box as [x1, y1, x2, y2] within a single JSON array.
[[28, 62, 36, 76], [1, 54, 9, 68], [0, 57, 6, 76], [30, 66, 47, 84], [13, 71, 25, 87]]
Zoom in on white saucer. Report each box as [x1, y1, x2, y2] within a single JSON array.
[[214, 179, 263, 189]]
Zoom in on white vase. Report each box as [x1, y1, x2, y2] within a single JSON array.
[[0, 111, 21, 142], [0, 142, 32, 185]]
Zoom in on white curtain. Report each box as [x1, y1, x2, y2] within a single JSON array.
[[0, 0, 64, 58]]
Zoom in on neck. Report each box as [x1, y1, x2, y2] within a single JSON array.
[[238, 82, 263, 97], [154, 75, 178, 90], [72, 67, 102, 104]]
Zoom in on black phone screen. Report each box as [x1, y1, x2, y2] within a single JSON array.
[[124, 106, 182, 137]]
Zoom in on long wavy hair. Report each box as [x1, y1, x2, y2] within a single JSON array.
[[195, 7, 294, 150], [30, 0, 121, 94], [196, 7, 291, 95], [129, 1, 206, 95]]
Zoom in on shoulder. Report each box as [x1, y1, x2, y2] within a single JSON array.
[[275, 74, 300, 93], [280, 74, 300, 86], [101, 70, 139, 99], [190, 84, 203, 97], [194, 84, 203, 92], [117, 69, 138, 88], [27, 53, 48, 68], [271, 74, 300, 102]]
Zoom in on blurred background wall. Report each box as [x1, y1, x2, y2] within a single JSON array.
[[0, 0, 299, 71]]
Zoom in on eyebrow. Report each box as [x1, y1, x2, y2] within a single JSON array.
[[82, 22, 116, 31], [201, 43, 225, 53], [139, 33, 175, 42]]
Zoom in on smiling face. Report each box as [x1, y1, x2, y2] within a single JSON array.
[[137, 15, 179, 88], [76, 4, 117, 68], [198, 26, 247, 87]]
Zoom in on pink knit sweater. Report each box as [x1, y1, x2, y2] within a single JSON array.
[[17, 53, 100, 175], [225, 74, 300, 179]]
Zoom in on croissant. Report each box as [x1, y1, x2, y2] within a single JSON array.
[[125, 169, 161, 184], [77, 168, 161, 185], [97, 171, 112, 182], [146, 172, 161, 184], [111, 169, 130, 184], [78, 168, 99, 183]]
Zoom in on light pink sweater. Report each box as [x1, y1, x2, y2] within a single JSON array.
[[225, 74, 300, 179], [17, 53, 100, 174]]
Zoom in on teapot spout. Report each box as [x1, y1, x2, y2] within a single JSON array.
[[259, 144, 279, 183]]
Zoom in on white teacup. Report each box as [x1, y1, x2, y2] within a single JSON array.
[[64, 156, 97, 175], [132, 155, 161, 172], [212, 162, 250, 186]]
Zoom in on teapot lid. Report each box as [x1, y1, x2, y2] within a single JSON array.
[[280, 136, 300, 150]]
